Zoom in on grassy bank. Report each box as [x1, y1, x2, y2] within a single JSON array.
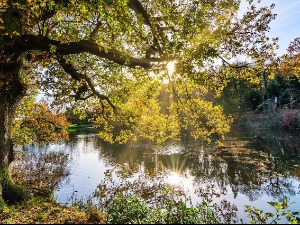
[[67, 124, 93, 130], [0, 196, 104, 224]]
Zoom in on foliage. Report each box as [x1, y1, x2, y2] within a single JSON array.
[[64, 105, 91, 125], [220, 78, 263, 115], [0, 0, 282, 210], [244, 199, 300, 224], [220, 65, 300, 114], [106, 191, 221, 224], [94, 169, 238, 224], [280, 38, 300, 79], [265, 74, 300, 110], [90, 79, 233, 145], [12, 98, 70, 146], [0, 0, 279, 146], [280, 110, 300, 130], [106, 193, 149, 224]]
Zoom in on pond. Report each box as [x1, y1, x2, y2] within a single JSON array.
[[25, 126, 300, 223]]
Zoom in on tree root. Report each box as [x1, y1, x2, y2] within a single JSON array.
[[0, 169, 29, 210]]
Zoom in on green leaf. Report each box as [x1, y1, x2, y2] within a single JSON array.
[[268, 201, 283, 210]]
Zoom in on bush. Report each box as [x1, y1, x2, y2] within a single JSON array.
[[280, 110, 300, 130], [106, 193, 149, 224], [104, 183, 238, 224], [245, 198, 300, 224], [106, 191, 220, 224]]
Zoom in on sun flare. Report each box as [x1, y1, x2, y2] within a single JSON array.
[[167, 61, 176, 75], [165, 171, 194, 189]]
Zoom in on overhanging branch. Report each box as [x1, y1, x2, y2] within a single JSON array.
[[20, 35, 162, 69], [57, 56, 116, 112]]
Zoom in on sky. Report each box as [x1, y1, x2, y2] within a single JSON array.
[[240, 0, 300, 56]]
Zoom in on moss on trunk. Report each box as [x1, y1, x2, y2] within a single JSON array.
[[0, 183, 7, 211], [0, 169, 28, 210]]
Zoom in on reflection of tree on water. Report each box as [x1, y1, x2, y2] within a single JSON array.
[[61, 128, 300, 217], [89, 132, 300, 205], [93, 169, 239, 224], [96, 139, 160, 176]]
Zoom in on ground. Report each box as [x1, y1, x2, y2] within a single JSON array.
[[0, 195, 105, 224]]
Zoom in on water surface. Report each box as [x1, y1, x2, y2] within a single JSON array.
[[26, 127, 300, 223]]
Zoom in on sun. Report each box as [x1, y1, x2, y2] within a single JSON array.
[[167, 61, 176, 76]]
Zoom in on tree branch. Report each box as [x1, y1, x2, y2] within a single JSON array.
[[128, 0, 151, 26], [20, 35, 162, 69], [89, 14, 102, 40], [217, 55, 250, 69], [127, 0, 163, 55], [57, 56, 116, 112], [69, 93, 94, 101]]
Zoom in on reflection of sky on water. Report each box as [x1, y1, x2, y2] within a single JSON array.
[[26, 129, 300, 223]]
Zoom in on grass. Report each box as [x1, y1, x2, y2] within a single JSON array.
[[0, 196, 105, 224], [67, 124, 78, 129], [67, 124, 79, 131], [67, 124, 93, 130]]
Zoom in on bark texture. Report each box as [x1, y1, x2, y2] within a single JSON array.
[[0, 60, 27, 208]]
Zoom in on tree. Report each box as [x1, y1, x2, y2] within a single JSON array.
[[257, 37, 300, 110], [12, 97, 70, 146], [0, 0, 277, 207], [280, 37, 300, 78]]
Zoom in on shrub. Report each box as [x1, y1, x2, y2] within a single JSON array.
[[106, 191, 221, 224], [244, 198, 300, 224], [101, 178, 238, 224], [280, 110, 299, 130]]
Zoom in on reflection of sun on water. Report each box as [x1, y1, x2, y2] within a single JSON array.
[[166, 171, 182, 185], [160, 144, 195, 189], [165, 170, 194, 190]]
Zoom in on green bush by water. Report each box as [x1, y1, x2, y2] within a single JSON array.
[[106, 189, 228, 224]]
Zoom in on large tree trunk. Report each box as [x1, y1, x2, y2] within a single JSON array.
[[0, 60, 27, 209]]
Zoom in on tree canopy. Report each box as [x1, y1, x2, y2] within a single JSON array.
[[0, 0, 279, 145], [280, 37, 300, 78], [12, 97, 70, 146]]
